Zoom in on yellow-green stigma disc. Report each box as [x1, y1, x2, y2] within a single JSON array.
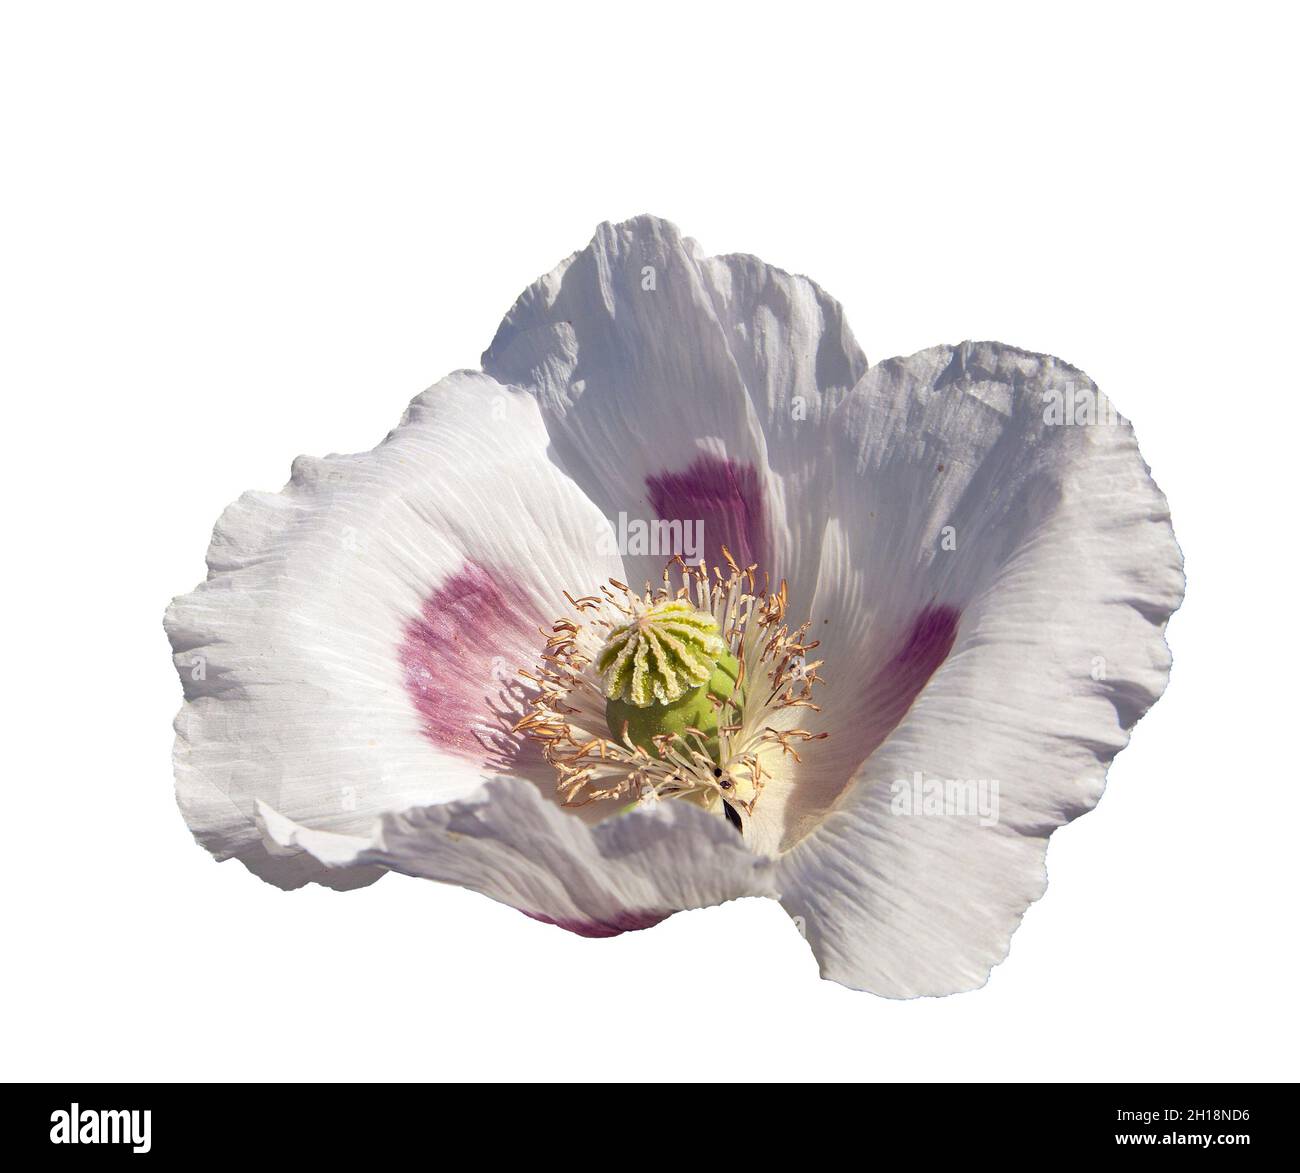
[[597, 600, 743, 762]]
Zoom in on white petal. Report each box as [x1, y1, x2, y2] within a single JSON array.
[[258, 779, 775, 933], [777, 342, 1184, 996], [166, 370, 623, 885], [483, 215, 862, 595], [697, 249, 867, 604]]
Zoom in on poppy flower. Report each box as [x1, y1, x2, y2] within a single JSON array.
[[165, 215, 1183, 996]]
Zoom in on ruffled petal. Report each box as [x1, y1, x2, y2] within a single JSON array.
[[482, 216, 864, 598], [697, 249, 867, 604], [777, 342, 1184, 996], [257, 778, 776, 932], [165, 370, 623, 886]]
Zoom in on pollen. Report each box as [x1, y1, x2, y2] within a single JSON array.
[[514, 549, 827, 839]]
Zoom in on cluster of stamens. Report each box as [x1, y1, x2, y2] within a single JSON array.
[[514, 549, 826, 835]]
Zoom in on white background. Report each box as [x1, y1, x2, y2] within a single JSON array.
[[2, 2, 1296, 1082]]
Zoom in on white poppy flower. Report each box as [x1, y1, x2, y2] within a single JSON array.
[[165, 215, 1184, 997]]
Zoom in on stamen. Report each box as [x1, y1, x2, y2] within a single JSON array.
[[516, 554, 827, 837]]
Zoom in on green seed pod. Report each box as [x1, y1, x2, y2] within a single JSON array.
[[606, 647, 743, 764]]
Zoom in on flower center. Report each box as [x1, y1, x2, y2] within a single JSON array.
[[515, 551, 826, 838], [599, 598, 743, 764]]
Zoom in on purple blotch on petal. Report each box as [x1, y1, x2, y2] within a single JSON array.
[[646, 455, 767, 572], [858, 605, 962, 759], [523, 909, 671, 938], [399, 561, 542, 768]]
